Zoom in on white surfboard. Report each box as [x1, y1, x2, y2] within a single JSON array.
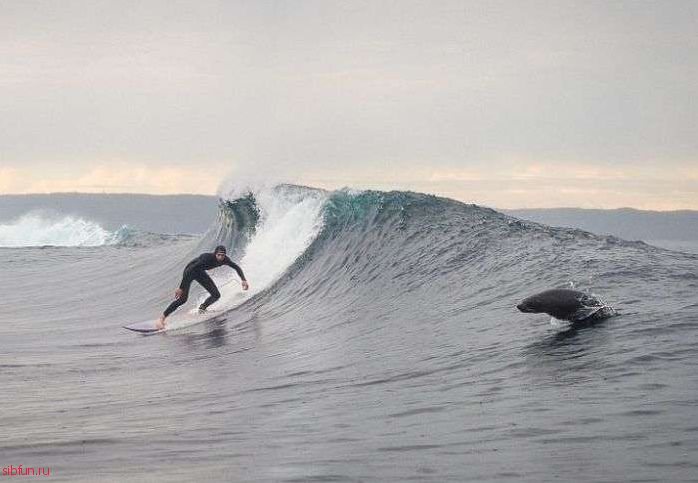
[[123, 309, 227, 334]]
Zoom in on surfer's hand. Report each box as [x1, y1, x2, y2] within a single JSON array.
[[241, 280, 249, 291], [174, 288, 183, 299]]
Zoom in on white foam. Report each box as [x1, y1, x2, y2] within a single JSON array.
[[0, 213, 123, 247], [203, 184, 327, 310]]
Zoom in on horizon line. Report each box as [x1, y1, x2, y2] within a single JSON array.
[[1, 190, 697, 213]]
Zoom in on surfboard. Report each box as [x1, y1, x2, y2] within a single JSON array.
[[123, 320, 165, 334], [123, 309, 226, 334]]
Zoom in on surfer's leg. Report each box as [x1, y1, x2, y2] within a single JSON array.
[[163, 280, 191, 317], [197, 272, 220, 311]]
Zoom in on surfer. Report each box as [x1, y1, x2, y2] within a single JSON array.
[[156, 245, 249, 329]]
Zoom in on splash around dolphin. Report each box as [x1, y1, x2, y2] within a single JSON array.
[[517, 288, 616, 322]]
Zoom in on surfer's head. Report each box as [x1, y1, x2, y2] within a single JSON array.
[[214, 245, 227, 261]]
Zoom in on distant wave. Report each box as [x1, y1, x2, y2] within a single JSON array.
[[0, 213, 131, 247]]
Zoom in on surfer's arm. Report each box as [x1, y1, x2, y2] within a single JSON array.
[[178, 254, 208, 289], [224, 257, 248, 290], [224, 258, 247, 281], [179, 276, 192, 290], [179, 266, 199, 289], [173, 272, 193, 299]]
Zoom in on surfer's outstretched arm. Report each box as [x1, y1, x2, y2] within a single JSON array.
[[179, 266, 199, 289], [224, 257, 249, 290]]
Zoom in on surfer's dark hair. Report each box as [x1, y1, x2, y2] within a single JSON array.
[[214, 245, 227, 254]]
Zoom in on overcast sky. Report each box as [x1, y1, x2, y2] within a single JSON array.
[[1, 0, 696, 209]]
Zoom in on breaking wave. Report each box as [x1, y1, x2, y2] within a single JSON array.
[[0, 213, 132, 247]]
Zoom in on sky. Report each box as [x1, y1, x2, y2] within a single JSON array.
[[1, 0, 696, 209]]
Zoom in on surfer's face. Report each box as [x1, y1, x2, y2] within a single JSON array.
[[215, 252, 225, 262]]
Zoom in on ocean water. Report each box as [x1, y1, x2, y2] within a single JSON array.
[[1, 184, 697, 482]]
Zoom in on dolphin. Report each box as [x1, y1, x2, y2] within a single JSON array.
[[516, 288, 615, 322]]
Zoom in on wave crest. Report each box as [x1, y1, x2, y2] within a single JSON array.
[[0, 213, 131, 247]]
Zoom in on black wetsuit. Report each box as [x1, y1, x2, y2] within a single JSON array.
[[163, 253, 246, 317]]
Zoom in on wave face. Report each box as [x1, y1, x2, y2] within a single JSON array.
[[249, 189, 654, 324], [0, 213, 132, 247], [1, 184, 697, 482], [167, 184, 329, 317]]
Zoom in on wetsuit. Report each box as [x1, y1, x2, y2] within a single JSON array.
[[163, 253, 246, 317]]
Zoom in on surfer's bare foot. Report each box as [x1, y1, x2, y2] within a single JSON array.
[[156, 316, 166, 330]]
